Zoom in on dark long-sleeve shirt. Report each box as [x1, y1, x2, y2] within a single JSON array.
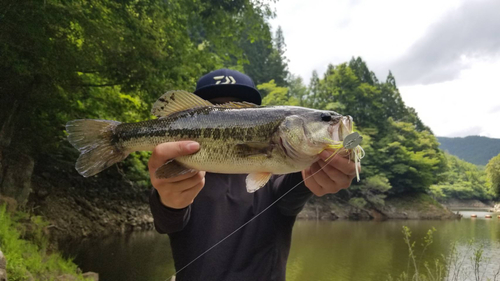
[[149, 172, 312, 281]]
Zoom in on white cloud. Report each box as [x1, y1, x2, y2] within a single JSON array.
[[386, 0, 500, 85], [270, 0, 463, 81], [399, 57, 500, 138], [270, 0, 500, 138]]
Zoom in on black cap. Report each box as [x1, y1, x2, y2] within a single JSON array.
[[194, 69, 262, 105]]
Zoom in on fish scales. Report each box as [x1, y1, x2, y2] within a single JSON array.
[[66, 90, 362, 192], [113, 107, 289, 174], [114, 107, 287, 150]]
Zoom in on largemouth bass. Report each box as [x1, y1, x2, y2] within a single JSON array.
[[66, 90, 363, 192]]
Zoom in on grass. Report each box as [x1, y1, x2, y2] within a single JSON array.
[[388, 226, 500, 281], [0, 204, 89, 281]]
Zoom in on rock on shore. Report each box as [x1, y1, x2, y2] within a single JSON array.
[[30, 156, 155, 242], [0, 249, 7, 281], [298, 192, 459, 221]]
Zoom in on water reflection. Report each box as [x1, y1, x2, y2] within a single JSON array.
[[63, 231, 175, 281], [62, 214, 500, 281], [287, 218, 500, 281]]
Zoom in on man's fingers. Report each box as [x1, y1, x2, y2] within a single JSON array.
[[165, 172, 206, 192], [310, 162, 339, 190], [148, 141, 200, 171], [302, 168, 326, 196], [167, 170, 205, 184], [320, 151, 357, 176], [160, 180, 204, 209], [317, 159, 355, 188], [317, 160, 352, 184], [180, 180, 205, 202]]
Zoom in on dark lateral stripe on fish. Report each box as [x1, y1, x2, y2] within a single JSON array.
[[113, 115, 284, 144]]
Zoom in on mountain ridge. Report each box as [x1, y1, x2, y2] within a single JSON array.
[[437, 136, 500, 166]]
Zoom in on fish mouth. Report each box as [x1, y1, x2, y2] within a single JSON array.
[[331, 116, 352, 141]]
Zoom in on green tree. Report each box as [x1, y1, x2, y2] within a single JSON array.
[[239, 25, 289, 87], [306, 70, 321, 108], [486, 153, 500, 197], [378, 118, 445, 194], [348, 57, 378, 85], [259, 80, 298, 106], [267, 26, 289, 86], [303, 58, 446, 198], [430, 153, 493, 201], [287, 75, 308, 106], [0, 0, 274, 157]]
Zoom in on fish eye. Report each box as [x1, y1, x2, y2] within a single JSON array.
[[320, 113, 332, 122]]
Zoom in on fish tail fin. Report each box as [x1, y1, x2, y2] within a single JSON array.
[[66, 119, 128, 177]]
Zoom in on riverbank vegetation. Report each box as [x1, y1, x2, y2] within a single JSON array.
[[486, 153, 500, 197], [0, 205, 88, 280], [389, 226, 500, 281], [430, 153, 495, 202]]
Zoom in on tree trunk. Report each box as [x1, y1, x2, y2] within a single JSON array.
[[0, 101, 34, 208]]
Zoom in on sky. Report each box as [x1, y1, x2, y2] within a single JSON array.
[[269, 0, 500, 138]]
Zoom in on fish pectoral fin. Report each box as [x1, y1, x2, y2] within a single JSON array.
[[246, 172, 272, 193], [151, 90, 213, 118], [235, 142, 274, 158], [155, 159, 197, 179]]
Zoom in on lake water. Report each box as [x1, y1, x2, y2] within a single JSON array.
[[62, 210, 500, 281]]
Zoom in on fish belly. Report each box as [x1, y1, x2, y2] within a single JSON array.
[[176, 142, 315, 175]]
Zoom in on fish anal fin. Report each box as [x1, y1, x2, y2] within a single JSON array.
[[155, 159, 196, 179], [246, 172, 272, 193], [151, 90, 213, 118]]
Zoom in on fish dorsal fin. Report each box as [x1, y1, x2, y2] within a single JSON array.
[[151, 90, 213, 117], [217, 101, 259, 109]]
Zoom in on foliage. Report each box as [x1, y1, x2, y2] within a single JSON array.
[[378, 118, 445, 194], [241, 25, 289, 87], [0, 205, 87, 280], [438, 136, 500, 166], [287, 75, 308, 106], [349, 175, 391, 207], [388, 226, 500, 281], [486, 153, 500, 197], [430, 153, 494, 201], [0, 0, 289, 188], [259, 80, 298, 106], [348, 197, 368, 209], [122, 151, 152, 188], [0, 0, 283, 155]]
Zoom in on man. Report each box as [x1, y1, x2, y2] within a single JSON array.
[[149, 69, 357, 281]]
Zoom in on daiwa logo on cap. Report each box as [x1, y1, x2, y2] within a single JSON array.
[[214, 75, 236, 85]]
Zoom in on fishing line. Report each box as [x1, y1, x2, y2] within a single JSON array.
[[166, 147, 351, 280]]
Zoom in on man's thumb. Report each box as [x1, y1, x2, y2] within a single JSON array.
[[149, 141, 200, 171], [183, 141, 200, 154]]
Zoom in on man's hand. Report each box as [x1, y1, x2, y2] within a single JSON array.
[[302, 150, 358, 196], [148, 141, 205, 209]]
